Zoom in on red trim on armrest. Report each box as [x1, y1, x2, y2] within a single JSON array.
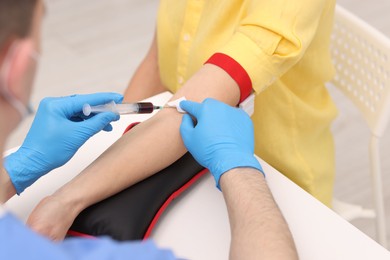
[[67, 122, 208, 241], [143, 168, 209, 239], [205, 53, 252, 103], [67, 230, 97, 239], [124, 123, 209, 239], [123, 122, 141, 135], [67, 169, 208, 241]]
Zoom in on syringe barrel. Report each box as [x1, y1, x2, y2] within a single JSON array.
[[82, 101, 156, 116], [135, 102, 154, 113], [115, 102, 154, 114]]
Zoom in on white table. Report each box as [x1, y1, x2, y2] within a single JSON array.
[[5, 92, 390, 260]]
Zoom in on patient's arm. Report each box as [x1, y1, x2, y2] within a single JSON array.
[[123, 31, 167, 102], [26, 63, 241, 240]]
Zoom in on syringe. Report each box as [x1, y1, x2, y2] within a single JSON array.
[[82, 101, 163, 116]]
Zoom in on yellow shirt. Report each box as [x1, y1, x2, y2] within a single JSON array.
[[157, 0, 338, 206]]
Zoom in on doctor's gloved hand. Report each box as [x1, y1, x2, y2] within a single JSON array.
[[179, 98, 264, 189], [4, 93, 123, 194]]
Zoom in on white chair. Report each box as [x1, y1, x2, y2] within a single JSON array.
[[330, 5, 390, 247]]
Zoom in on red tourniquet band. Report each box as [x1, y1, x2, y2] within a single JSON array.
[[205, 53, 252, 103]]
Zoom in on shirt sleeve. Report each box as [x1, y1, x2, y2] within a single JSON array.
[[60, 238, 177, 260], [206, 0, 332, 94], [0, 213, 68, 260], [0, 212, 176, 260]]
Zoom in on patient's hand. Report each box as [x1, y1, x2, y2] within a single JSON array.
[[27, 196, 77, 241]]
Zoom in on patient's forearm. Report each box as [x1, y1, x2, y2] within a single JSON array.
[[52, 64, 240, 215], [53, 109, 185, 213]]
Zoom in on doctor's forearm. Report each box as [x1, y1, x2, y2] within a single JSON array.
[[0, 167, 16, 203], [221, 168, 298, 260]]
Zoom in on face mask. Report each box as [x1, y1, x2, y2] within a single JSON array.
[[0, 41, 38, 120]]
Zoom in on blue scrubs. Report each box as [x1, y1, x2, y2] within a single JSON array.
[[0, 211, 176, 260]]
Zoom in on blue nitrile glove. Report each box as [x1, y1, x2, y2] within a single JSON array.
[[180, 98, 264, 189], [4, 93, 123, 194]]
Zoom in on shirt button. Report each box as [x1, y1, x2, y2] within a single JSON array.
[[268, 76, 276, 85], [178, 76, 184, 84], [183, 33, 191, 41]]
